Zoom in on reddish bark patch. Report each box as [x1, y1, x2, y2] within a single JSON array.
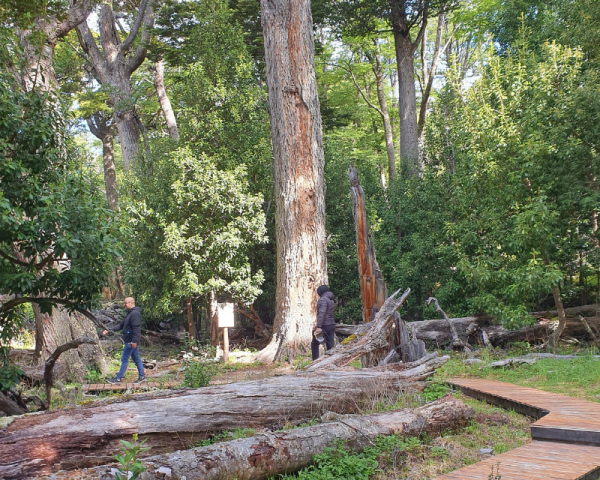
[[248, 441, 276, 469]]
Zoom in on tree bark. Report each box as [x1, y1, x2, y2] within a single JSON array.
[[0, 391, 25, 416], [349, 166, 388, 324], [1, 369, 430, 478], [417, 12, 448, 140], [38, 396, 473, 480], [155, 58, 179, 140], [210, 290, 219, 347], [549, 285, 568, 348], [186, 297, 194, 340], [257, 0, 328, 362], [390, 0, 427, 176], [426, 297, 472, 353], [372, 47, 397, 182], [86, 114, 118, 210], [76, 0, 154, 171], [15, 0, 92, 93]]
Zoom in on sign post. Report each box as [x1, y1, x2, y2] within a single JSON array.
[[217, 303, 234, 362]]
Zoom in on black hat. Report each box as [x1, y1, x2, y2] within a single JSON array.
[[317, 285, 329, 297]]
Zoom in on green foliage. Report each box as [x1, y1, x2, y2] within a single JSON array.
[[0, 364, 24, 392], [421, 382, 449, 403], [183, 361, 217, 388], [113, 434, 150, 480], [0, 69, 119, 336], [278, 436, 421, 480]]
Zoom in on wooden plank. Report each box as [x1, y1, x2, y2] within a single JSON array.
[[448, 378, 600, 446], [433, 442, 600, 480]]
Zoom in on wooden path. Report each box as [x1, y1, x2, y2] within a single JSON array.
[[81, 381, 179, 392], [432, 378, 600, 480]]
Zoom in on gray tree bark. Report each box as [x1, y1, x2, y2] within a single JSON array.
[[155, 59, 179, 141], [15, 0, 92, 92], [76, 0, 155, 171], [390, 0, 427, 176], [38, 396, 473, 480], [86, 114, 118, 210], [257, 0, 328, 362], [1, 369, 427, 478]]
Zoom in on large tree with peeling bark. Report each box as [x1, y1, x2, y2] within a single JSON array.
[[256, 0, 328, 362]]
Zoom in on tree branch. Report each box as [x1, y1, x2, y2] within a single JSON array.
[[120, 0, 152, 53], [338, 60, 385, 119], [125, 0, 154, 77], [55, 0, 93, 39], [0, 249, 31, 268], [0, 296, 111, 332], [411, 5, 429, 54], [75, 21, 110, 83], [44, 337, 97, 409]]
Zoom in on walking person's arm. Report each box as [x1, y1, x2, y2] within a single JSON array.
[[130, 310, 142, 348], [102, 320, 124, 336]]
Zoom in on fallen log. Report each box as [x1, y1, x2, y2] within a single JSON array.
[[0, 366, 430, 478], [39, 395, 474, 480], [485, 353, 600, 369], [306, 287, 413, 371]]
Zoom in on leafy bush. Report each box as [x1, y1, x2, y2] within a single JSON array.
[[0, 364, 24, 391], [422, 382, 449, 403], [183, 361, 217, 388]]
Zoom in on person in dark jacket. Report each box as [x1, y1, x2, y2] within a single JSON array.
[[102, 297, 145, 383], [312, 285, 336, 361]]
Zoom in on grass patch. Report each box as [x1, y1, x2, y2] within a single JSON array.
[[435, 347, 600, 402]]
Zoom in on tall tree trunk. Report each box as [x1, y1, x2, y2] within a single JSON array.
[[113, 104, 140, 171], [257, 0, 328, 362], [373, 54, 396, 182], [389, 0, 428, 177], [87, 115, 118, 210], [155, 59, 179, 140], [210, 290, 219, 347], [186, 297, 194, 340]]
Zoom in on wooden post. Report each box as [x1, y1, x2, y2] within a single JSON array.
[[223, 327, 229, 363], [217, 303, 234, 363]]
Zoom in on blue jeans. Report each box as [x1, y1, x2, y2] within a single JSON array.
[[116, 343, 145, 379]]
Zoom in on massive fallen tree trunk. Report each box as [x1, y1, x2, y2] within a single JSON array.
[[39, 395, 473, 480], [0, 366, 433, 478]]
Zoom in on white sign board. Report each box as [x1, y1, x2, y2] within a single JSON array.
[[217, 302, 235, 328]]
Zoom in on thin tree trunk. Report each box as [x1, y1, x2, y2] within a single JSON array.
[[186, 297, 194, 340], [257, 0, 328, 362], [155, 58, 179, 140], [417, 12, 447, 139], [210, 290, 219, 347], [549, 285, 568, 348], [370, 43, 396, 181], [102, 129, 118, 210]]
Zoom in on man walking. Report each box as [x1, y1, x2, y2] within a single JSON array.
[[312, 285, 336, 361], [103, 297, 145, 383]]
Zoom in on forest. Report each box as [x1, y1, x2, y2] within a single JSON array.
[[1, 0, 600, 479]]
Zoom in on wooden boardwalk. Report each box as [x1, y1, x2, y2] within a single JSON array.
[[81, 381, 179, 392], [432, 378, 600, 480], [449, 378, 600, 445]]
